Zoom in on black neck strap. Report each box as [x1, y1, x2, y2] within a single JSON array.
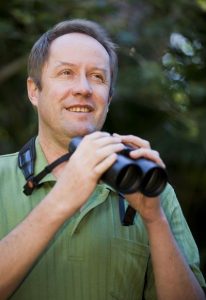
[[119, 193, 136, 226], [18, 136, 36, 182], [18, 137, 71, 195], [23, 152, 71, 195]]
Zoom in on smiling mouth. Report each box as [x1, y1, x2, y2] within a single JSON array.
[[66, 105, 93, 113]]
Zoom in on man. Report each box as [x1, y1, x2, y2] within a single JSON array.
[[0, 19, 205, 300]]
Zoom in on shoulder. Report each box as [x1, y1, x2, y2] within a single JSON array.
[[160, 183, 183, 221], [0, 152, 24, 186], [0, 150, 29, 196], [161, 183, 176, 199], [0, 151, 19, 160], [0, 152, 19, 171]]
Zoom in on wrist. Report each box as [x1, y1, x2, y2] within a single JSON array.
[[41, 186, 78, 224], [143, 207, 168, 230]]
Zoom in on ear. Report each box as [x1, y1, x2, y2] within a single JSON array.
[[107, 95, 112, 112], [27, 77, 40, 107], [108, 95, 112, 105]]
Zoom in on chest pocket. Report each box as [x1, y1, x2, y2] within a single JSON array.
[[109, 237, 150, 300]]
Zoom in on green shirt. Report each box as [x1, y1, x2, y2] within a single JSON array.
[[0, 139, 205, 300]]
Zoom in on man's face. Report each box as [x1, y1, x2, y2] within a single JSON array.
[[28, 32, 111, 148]]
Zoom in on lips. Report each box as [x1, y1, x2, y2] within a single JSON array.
[[66, 104, 93, 113]]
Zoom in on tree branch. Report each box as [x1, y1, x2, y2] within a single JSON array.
[[0, 55, 27, 84]]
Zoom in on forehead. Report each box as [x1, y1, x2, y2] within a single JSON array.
[[48, 32, 110, 68]]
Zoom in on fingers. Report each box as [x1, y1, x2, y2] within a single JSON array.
[[113, 133, 150, 149], [80, 132, 125, 163], [83, 131, 122, 148], [94, 153, 117, 176], [129, 148, 165, 168], [112, 133, 165, 168], [70, 131, 125, 179]]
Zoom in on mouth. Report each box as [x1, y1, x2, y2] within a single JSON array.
[[66, 105, 93, 113]]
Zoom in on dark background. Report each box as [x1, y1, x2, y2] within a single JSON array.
[[0, 0, 206, 278]]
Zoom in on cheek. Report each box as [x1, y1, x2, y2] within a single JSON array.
[[47, 85, 64, 100], [97, 98, 110, 120], [42, 80, 70, 100], [96, 87, 110, 105]]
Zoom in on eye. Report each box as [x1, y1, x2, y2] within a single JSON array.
[[60, 69, 73, 77], [91, 73, 105, 83]]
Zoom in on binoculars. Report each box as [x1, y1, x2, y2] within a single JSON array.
[[69, 136, 168, 197]]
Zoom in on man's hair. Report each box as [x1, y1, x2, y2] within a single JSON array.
[[28, 19, 118, 96]]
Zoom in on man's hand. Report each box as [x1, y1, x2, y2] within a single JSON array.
[[52, 131, 125, 216], [113, 133, 166, 225]]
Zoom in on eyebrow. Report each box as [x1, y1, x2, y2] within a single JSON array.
[[54, 61, 76, 68], [54, 61, 108, 75]]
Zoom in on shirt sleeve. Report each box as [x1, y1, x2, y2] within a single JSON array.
[[161, 184, 206, 288], [143, 184, 206, 300]]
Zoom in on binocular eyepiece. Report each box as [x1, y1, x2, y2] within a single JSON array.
[[69, 136, 168, 197]]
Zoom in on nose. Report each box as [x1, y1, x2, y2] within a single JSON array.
[[72, 74, 92, 97]]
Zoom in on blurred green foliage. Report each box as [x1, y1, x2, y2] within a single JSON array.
[[0, 0, 206, 277]]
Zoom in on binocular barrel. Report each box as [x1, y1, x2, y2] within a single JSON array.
[[69, 136, 168, 197]]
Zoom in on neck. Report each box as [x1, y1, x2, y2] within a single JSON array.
[[38, 135, 71, 178]]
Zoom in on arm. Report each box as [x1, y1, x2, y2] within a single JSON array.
[[146, 207, 205, 300], [0, 193, 69, 300], [0, 132, 124, 299], [114, 134, 205, 300]]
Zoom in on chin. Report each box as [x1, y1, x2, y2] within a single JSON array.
[[66, 127, 98, 139]]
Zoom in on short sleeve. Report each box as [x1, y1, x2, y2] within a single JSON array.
[[161, 184, 206, 288]]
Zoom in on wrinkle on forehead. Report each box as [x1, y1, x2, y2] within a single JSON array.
[[44, 32, 111, 80]]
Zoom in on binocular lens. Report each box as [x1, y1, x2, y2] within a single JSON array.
[[116, 165, 142, 194], [140, 168, 167, 197]]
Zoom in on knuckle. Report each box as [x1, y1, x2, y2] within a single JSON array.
[[143, 140, 150, 148], [93, 167, 101, 178], [95, 149, 102, 159], [83, 135, 90, 143], [153, 150, 160, 156]]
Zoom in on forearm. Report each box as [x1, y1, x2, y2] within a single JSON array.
[[146, 211, 205, 300], [0, 190, 74, 299]]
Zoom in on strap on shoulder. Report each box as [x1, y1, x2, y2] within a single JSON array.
[[23, 152, 70, 195], [119, 193, 136, 226], [18, 136, 36, 181], [18, 137, 71, 196]]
